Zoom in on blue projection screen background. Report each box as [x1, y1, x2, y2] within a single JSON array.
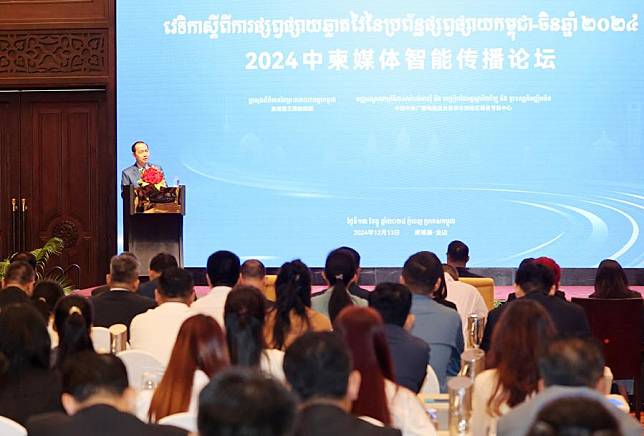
[[117, 2, 644, 268]]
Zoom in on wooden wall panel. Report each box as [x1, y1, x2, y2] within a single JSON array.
[[0, 0, 109, 22], [0, 95, 20, 257]]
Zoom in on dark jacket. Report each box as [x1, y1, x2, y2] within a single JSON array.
[[0, 286, 31, 309], [481, 292, 590, 351], [137, 278, 159, 300], [91, 289, 156, 336], [26, 404, 187, 436], [294, 404, 402, 436], [384, 324, 430, 393], [0, 367, 64, 425]]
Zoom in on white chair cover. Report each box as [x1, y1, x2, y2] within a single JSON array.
[[158, 412, 197, 432], [90, 326, 111, 353], [420, 364, 440, 395], [116, 349, 165, 390], [0, 416, 27, 436]]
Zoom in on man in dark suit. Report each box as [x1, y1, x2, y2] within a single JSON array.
[[26, 351, 186, 436], [137, 252, 178, 299], [369, 282, 430, 393], [0, 260, 35, 308], [284, 332, 402, 436], [121, 140, 164, 186], [91, 253, 156, 335], [481, 260, 590, 351], [446, 240, 482, 278]]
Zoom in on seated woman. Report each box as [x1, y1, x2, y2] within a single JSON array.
[[334, 306, 435, 436], [147, 314, 229, 422], [0, 303, 64, 424], [471, 299, 556, 436], [52, 295, 95, 368], [311, 248, 367, 322], [263, 260, 331, 350], [31, 280, 65, 347], [590, 259, 641, 299], [224, 285, 285, 381]]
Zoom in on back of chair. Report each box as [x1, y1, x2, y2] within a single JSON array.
[[0, 416, 27, 436], [116, 349, 165, 390], [459, 277, 495, 310], [158, 412, 197, 432], [570, 298, 642, 379], [90, 326, 111, 353], [420, 364, 440, 395]]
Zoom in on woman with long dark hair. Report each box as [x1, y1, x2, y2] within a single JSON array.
[[311, 248, 367, 322], [32, 280, 65, 347], [334, 306, 435, 436], [148, 314, 229, 422], [53, 295, 94, 368], [0, 304, 64, 424], [472, 299, 556, 435], [590, 259, 641, 299], [224, 285, 284, 381], [263, 260, 331, 350]]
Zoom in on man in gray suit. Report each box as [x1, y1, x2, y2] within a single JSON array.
[[497, 337, 641, 436], [121, 140, 163, 186]]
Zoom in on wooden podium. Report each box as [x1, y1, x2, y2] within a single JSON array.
[[122, 185, 185, 269]]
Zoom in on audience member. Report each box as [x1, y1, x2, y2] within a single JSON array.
[[10, 250, 37, 270], [369, 282, 430, 393], [224, 285, 285, 381], [442, 266, 488, 339], [53, 295, 95, 368], [402, 251, 463, 392], [334, 306, 435, 436], [138, 252, 178, 299], [191, 250, 240, 326], [337, 246, 371, 300], [481, 260, 590, 351], [446, 240, 481, 278], [472, 299, 556, 435], [130, 267, 195, 364], [507, 257, 567, 302], [90, 251, 138, 297], [264, 260, 331, 350], [284, 331, 402, 436], [32, 279, 65, 346], [590, 259, 641, 299], [198, 367, 296, 436], [0, 260, 36, 308], [0, 303, 64, 424], [312, 248, 367, 322], [238, 259, 267, 293], [26, 351, 187, 435], [526, 397, 621, 436], [91, 254, 156, 334], [497, 337, 641, 436], [147, 314, 229, 422]]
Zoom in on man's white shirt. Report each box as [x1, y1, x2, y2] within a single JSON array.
[[189, 285, 232, 328], [444, 273, 489, 340], [129, 301, 194, 365]]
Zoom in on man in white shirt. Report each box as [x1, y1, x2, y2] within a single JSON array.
[[129, 267, 195, 364], [190, 250, 240, 328], [442, 266, 488, 341]]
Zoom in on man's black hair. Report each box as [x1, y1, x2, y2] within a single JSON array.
[[283, 331, 351, 401], [539, 337, 605, 388], [62, 351, 129, 402], [158, 267, 194, 299], [446, 240, 469, 262], [198, 367, 296, 436], [149, 252, 178, 274], [515, 260, 555, 295], [206, 251, 241, 287], [369, 282, 412, 327]]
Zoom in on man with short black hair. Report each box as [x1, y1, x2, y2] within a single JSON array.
[[130, 267, 195, 364], [92, 254, 156, 334], [481, 260, 590, 351], [26, 351, 186, 435], [497, 338, 641, 436], [238, 259, 266, 292], [198, 367, 296, 436], [284, 332, 402, 436], [369, 283, 430, 393], [446, 240, 482, 278], [137, 252, 178, 299], [0, 260, 36, 308], [192, 250, 240, 326]]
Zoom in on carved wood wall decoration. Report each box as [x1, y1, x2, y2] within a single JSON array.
[[0, 31, 106, 75]]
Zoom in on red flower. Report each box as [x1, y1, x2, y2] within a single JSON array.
[[141, 167, 164, 185]]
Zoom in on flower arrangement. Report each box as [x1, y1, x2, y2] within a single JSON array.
[[138, 166, 167, 190]]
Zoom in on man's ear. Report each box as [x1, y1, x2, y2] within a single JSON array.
[[106, 274, 111, 286], [188, 288, 196, 305], [514, 283, 525, 298], [321, 271, 330, 286], [399, 275, 406, 285], [537, 378, 545, 392], [118, 387, 137, 413], [403, 314, 416, 332], [61, 393, 79, 415], [205, 274, 212, 288], [347, 370, 362, 402], [433, 277, 442, 293], [154, 289, 162, 305]]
